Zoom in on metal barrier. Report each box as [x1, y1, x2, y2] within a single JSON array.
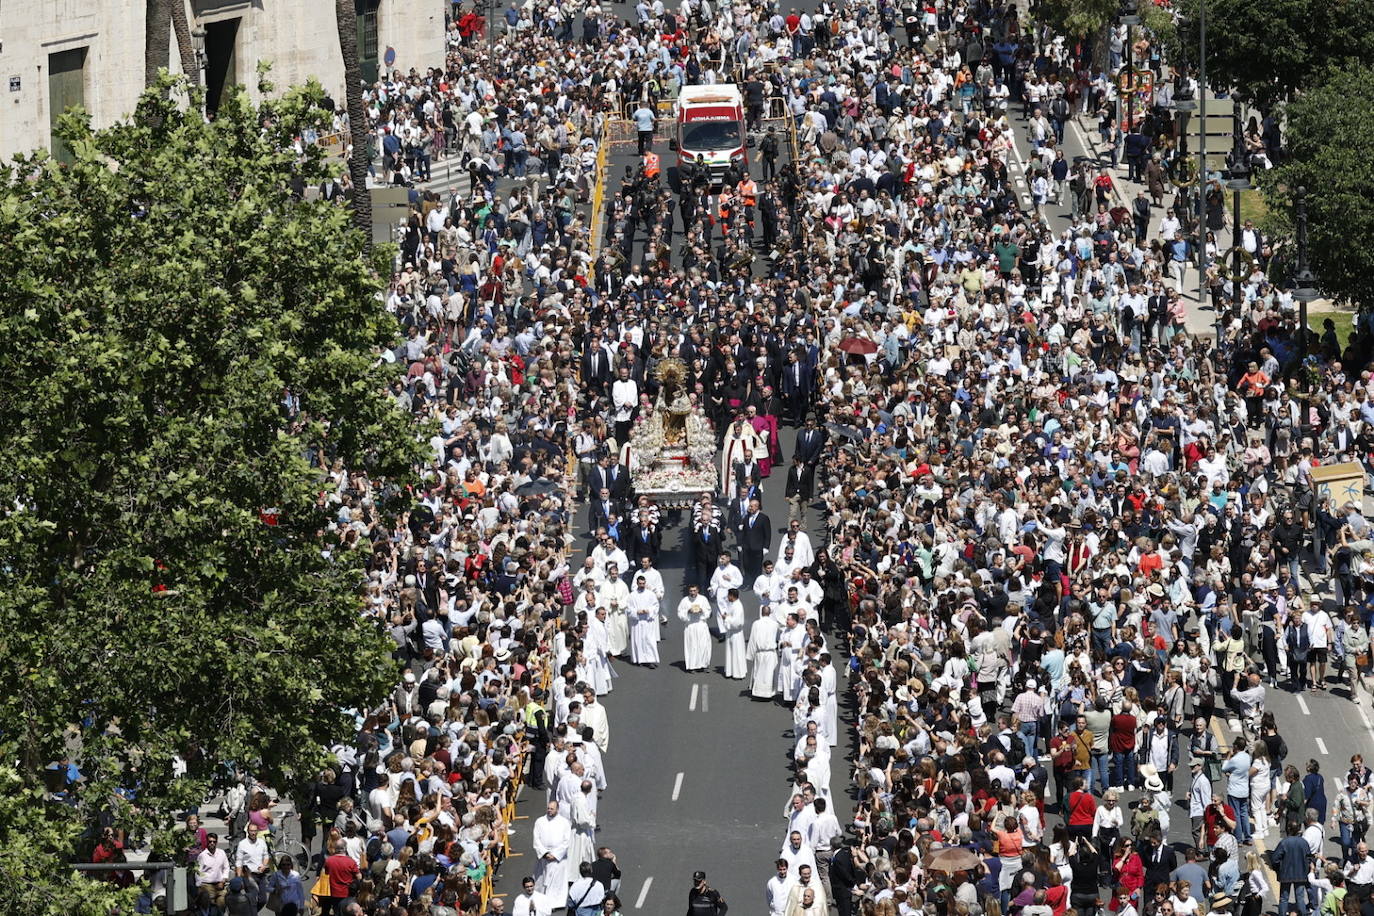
[[588, 118, 616, 273]]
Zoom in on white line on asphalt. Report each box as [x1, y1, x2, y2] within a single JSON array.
[[702, 684, 709, 712], [672, 772, 684, 800], [1297, 694, 1311, 715], [690, 684, 699, 711], [635, 878, 653, 909], [1359, 704, 1372, 727], [1316, 736, 1329, 755]]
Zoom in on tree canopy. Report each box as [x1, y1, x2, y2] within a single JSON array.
[[1262, 64, 1374, 311], [1171, 0, 1374, 111], [0, 74, 420, 909]]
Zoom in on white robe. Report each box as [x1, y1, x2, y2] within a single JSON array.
[[628, 589, 661, 665], [581, 700, 610, 754], [709, 563, 744, 632], [819, 663, 839, 746], [747, 614, 781, 698], [532, 813, 573, 902], [777, 623, 806, 700], [779, 530, 815, 568], [586, 617, 616, 695], [568, 793, 597, 867], [678, 595, 712, 671], [753, 571, 781, 607], [597, 579, 631, 657], [636, 566, 667, 640], [722, 599, 747, 679]]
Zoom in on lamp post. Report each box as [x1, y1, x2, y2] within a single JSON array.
[[1120, 0, 1140, 134], [1225, 97, 1251, 350], [1291, 186, 1321, 389]]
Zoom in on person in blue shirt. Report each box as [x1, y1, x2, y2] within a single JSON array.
[[1220, 738, 1254, 844]]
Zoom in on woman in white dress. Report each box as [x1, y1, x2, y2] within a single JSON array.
[[1249, 740, 1273, 840], [678, 585, 712, 672], [721, 590, 747, 679]]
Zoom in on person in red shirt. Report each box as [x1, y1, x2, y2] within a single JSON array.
[[1109, 701, 1139, 790], [1066, 777, 1097, 842], [321, 840, 359, 916], [1202, 797, 1237, 846], [1110, 838, 1145, 901]]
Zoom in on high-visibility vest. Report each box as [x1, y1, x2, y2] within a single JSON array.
[[738, 180, 757, 206], [643, 151, 661, 177]]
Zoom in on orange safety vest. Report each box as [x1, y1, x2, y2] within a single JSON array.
[[738, 179, 757, 206], [643, 151, 661, 177]]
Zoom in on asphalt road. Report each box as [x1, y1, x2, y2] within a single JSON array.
[[543, 469, 851, 914]]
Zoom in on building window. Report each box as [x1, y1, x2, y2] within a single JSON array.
[[356, 0, 380, 85]]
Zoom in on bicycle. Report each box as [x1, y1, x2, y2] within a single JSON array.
[[269, 807, 311, 873]]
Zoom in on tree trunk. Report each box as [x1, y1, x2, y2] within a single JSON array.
[[334, 0, 374, 251], [171, 0, 199, 86], [144, 0, 173, 88]]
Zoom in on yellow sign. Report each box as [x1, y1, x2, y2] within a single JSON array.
[[1310, 461, 1366, 510]]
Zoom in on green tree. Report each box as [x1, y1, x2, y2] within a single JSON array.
[[1263, 64, 1374, 309], [1171, 0, 1374, 112], [0, 75, 420, 909]]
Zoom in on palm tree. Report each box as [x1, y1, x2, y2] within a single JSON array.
[[170, 0, 199, 85], [334, 0, 374, 250], [144, 0, 172, 87]]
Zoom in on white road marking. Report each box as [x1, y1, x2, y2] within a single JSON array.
[[635, 878, 653, 909], [690, 683, 699, 711], [1297, 694, 1311, 715], [1316, 737, 1329, 755], [672, 772, 684, 800], [702, 684, 709, 712], [1359, 704, 1372, 728]]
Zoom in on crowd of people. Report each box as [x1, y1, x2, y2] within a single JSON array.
[[110, 0, 1374, 912]]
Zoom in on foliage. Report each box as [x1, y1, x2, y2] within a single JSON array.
[[1263, 64, 1374, 310], [0, 74, 421, 910], [1171, 0, 1374, 112], [1036, 0, 1118, 40]]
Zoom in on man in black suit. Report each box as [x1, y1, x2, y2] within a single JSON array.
[[588, 487, 620, 536], [732, 453, 763, 494], [794, 416, 826, 465], [587, 455, 631, 501], [784, 455, 814, 522], [581, 334, 613, 396], [692, 516, 724, 586], [736, 497, 771, 580], [629, 515, 660, 562], [780, 349, 813, 425], [726, 485, 754, 532]]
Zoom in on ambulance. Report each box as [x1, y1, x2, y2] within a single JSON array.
[[669, 84, 749, 185]]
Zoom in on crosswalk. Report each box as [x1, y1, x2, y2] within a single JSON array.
[[419, 159, 474, 198]]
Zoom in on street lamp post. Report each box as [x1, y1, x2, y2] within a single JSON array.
[[1291, 186, 1321, 389], [1121, 1, 1140, 134]]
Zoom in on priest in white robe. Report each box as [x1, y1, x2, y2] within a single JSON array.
[[818, 653, 839, 746], [777, 612, 807, 701], [708, 555, 744, 635], [678, 584, 713, 672], [747, 604, 782, 699], [721, 589, 747, 679], [567, 781, 597, 867], [532, 801, 573, 903], [627, 576, 661, 667], [752, 561, 782, 610], [579, 689, 610, 754], [585, 608, 616, 695], [634, 558, 666, 640], [720, 416, 767, 496], [597, 566, 631, 657]]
